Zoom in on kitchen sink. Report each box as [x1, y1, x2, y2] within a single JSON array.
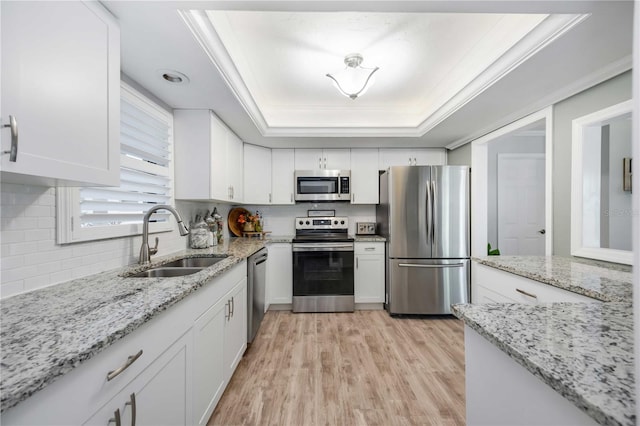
[[160, 256, 227, 268], [128, 267, 204, 278]]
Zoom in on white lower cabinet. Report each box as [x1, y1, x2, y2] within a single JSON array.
[[354, 242, 385, 304], [266, 243, 293, 306], [193, 277, 247, 425], [224, 281, 247, 380], [472, 262, 598, 304], [2, 262, 248, 426], [84, 331, 190, 426], [193, 296, 226, 426]]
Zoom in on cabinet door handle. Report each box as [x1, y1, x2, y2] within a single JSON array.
[[516, 288, 538, 299], [109, 408, 122, 426], [125, 393, 136, 426], [230, 296, 235, 317], [106, 350, 143, 381], [356, 257, 359, 269], [2, 115, 18, 162], [269, 193, 272, 203], [290, 193, 293, 203], [318, 157, 322, 169]]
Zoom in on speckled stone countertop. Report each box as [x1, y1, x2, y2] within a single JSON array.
[[474, 256, 632, 302], [452, 302, 635, 426], [353, 235, 386, 242], [0, 238, 266, 413], [265, 234, 294, 243]]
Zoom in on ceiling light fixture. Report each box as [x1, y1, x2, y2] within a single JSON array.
[[326, 53, 379, 100]]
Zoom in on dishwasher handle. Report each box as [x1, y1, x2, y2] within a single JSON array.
[[254, 254, 268, 266]]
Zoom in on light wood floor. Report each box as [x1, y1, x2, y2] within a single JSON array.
[[208, 310, 465, 426]]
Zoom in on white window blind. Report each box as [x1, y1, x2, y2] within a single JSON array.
[[57, 82, 175, 243]]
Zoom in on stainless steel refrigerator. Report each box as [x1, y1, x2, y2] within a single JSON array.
[[376, 166, 470, 315]]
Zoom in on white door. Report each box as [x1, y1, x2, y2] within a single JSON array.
[[497, 154, 545, 255]]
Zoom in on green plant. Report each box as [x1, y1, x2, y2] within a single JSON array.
[[487, 243, 501, 256]]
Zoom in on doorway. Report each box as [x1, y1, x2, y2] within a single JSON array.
[[470, 107, 553, 257]]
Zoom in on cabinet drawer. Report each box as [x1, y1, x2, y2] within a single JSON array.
[[473, 263, 598, 304], [355, 242, 384, 255]]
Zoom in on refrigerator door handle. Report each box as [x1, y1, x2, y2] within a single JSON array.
[[425, 180, 431, 246], [431, 180, 436, 246], [398, 263, 465, 268]]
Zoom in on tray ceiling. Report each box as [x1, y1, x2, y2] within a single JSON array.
[[103, 1, 634, 148], [182, 9, 583, 137]]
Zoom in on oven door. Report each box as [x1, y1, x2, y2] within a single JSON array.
[[292, 242, 354, 312]]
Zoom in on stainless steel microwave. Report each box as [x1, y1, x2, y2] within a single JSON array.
[[294, 170, 351, 202]]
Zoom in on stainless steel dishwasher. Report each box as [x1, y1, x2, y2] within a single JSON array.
[[247, 247, 268, 343]]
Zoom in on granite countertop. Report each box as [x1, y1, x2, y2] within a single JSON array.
[[458, 255, 635, 426], [0, 238, 266, 413], [353, 235, 386, 242], [265, 234, 294, 243], [452, 302, 635, 426], [474, 255, 632, 302]]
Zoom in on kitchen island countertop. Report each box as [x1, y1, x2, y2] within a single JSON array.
[[456, 256, 635, 426], [0, 238, 266, 412], [474, 255, 632, 302], [453, 302, 635, 426]]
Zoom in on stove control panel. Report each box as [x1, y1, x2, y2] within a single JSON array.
[[295, 216, 348, 230]]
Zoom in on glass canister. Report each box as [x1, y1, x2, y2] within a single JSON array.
[[189, 218, 209, 249]]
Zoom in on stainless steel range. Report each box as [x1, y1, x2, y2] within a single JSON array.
[[292, 216, 354, 313]]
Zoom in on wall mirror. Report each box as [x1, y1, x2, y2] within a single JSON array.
[[571, 99, 633, 265]]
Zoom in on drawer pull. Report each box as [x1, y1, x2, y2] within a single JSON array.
[[125, 393, 137, 426], [364, 247, 376, 251], [108, 408, 121, 426], [107, 350, 143, 381], [516, 288, 538, 299]]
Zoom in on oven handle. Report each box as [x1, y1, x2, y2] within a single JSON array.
[[293, 243, 354, 252]]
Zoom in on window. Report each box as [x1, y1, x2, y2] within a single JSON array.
[[57, 82, 175, 243]]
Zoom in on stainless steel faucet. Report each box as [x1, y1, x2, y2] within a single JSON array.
[[139, 204, 189, 264]]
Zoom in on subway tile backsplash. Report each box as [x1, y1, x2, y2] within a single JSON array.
[[0, 183, 189, 299], [1, 182, 377, 299]]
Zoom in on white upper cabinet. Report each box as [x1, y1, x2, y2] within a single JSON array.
[[226, 130, 243, 202], [271, 149, 295, 205], [350, 149, 379, 204], [378, 148, 446, 169], [244, 144, 271, 204], [0, 1, 120, 187], [174, 110, 243, 202], [295, 148, 350, 170]]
